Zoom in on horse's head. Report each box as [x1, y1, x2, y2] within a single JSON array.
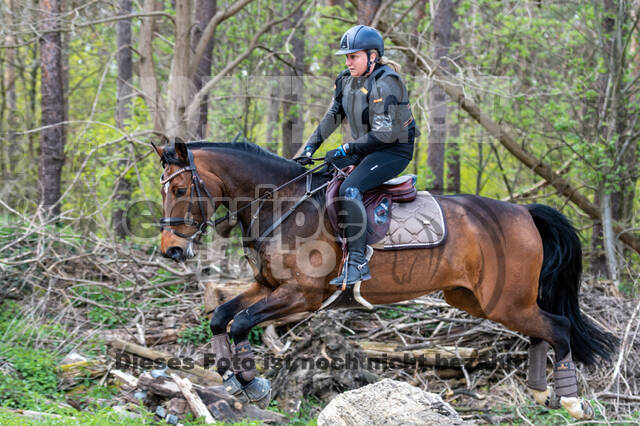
[[153, 138, 221, 262]]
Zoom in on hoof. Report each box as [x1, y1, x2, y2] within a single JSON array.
[[223, 374, 249, 403], [560, 397, 594, 420], [243, 377, 272, 409], [223, 374, 271, 409], [529, 386, 560, 409]]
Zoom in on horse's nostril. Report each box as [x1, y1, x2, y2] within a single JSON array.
[[164, 246, 184, 261]]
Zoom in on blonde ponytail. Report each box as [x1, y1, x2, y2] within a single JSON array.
[[375, 50, 401, 73], [379, 57, 401, 72]]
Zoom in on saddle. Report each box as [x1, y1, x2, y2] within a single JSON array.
[[325, 165, 417, 244]]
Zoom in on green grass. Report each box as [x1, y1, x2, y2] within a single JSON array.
[[0, 406, 156, 425], [267, 397, 320, 426]]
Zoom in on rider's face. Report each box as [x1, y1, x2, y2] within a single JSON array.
[[345, 50, 375, 77]]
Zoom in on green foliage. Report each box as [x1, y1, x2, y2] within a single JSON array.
[[178, 317, 213, 345], [248, 326, 264, 346], [0, 406, 156, 425], [70, 287, 132, 328], [267, 396, 321, 426], [0, 344, 61, 409]]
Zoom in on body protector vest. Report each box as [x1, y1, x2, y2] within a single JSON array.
[[336, 64, 416, 159], [305, 64, 417, 160]]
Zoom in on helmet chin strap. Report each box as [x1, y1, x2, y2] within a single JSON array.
[[365, 49, 376, 76]]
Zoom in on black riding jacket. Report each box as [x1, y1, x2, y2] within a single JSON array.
[[305, 64, 416, 160]]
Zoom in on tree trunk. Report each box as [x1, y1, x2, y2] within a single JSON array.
[[405, 0, 427, 77], [446, 103, 460, 193], [112, 0, 134, 240], [427, 0, 453, 194], [166, 0, 193, 138], [3, 0, 18, 178], [266, 69, 280, 153], [446, 0, 460, 194], [281, 1, 305, 159], [38, 0, 66, 217], [590, 0, 637, 282], [357, 0, 381, 25], [139, 0, 163, 132], [408, 0, 427, 179], [191, 0, 217, 139]]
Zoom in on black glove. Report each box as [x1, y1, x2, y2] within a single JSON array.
[[293, 146, 315, 165], [324, 145, 348, 165]]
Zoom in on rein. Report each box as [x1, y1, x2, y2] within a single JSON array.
[[159, 149, 328, 243]]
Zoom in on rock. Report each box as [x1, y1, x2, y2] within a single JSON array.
[[317, 379, 472, 426]]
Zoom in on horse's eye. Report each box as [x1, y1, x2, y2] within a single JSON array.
[[176, 188, 187, 197]]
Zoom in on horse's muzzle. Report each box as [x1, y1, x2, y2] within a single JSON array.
[[163, 246, 186, 262]]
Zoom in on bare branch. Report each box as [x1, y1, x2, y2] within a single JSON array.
[[188, 0, 256, 79], [73, 11, 175, 28], [256, 45, 312, 75], [185, 0, 310, 134]]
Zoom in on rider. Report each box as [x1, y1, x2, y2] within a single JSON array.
[[294, 25, 417, 286]]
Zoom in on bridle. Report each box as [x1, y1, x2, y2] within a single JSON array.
[[158, 147, 329, 245], [159, 150, 216, 242]]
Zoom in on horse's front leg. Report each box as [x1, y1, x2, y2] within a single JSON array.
[[208, 282, 270, 383], [225, 282, 311, 408]]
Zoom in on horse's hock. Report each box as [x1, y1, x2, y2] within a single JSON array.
[[318, 379, 473, 426]]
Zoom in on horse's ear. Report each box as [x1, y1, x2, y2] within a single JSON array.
[[151, 142, 163, 158], [174, 137, 188, 163]]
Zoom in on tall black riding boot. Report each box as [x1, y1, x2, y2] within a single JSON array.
[[329, 187, 371, 286]]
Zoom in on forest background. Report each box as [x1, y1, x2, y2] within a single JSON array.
[[1, 0, 640, 424]]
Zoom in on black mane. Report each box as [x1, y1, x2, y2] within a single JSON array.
[[161, 141, 306, 176]]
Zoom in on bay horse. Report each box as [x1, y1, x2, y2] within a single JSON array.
[[153, 139, 616, 418]]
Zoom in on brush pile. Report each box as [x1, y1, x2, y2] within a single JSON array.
[[1, 223, 639, 423]]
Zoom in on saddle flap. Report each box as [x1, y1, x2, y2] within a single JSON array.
[[325, 167, 417, 245]]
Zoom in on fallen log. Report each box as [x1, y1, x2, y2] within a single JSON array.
[[171, 373, 215, 424], [105, 327, 181, 346], [110, 369, 139, 390], [58, 358, 109, 390], [107, 338, 221, 384], [138, 372, 288, 424], [138, 372, 182, 398], [358, 340, 478, 368]]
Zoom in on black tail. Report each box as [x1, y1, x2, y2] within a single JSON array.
[[527, 204, 618, 365]]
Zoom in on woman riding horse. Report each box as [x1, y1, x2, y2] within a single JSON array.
[[294, 25, 416, 286], [154, 28, 617, 420]]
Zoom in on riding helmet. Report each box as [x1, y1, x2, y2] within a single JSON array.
[[335, 25, 384, 56]]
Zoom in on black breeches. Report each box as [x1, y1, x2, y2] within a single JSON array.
[[338, 152, 410, 248]]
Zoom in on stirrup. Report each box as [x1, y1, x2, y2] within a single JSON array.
[[329, 255, 371, 286]]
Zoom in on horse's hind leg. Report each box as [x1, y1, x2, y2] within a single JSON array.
[[483, 300, 593, 420], [444, 289, 560, 409], [539, 310, 594, 420]]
